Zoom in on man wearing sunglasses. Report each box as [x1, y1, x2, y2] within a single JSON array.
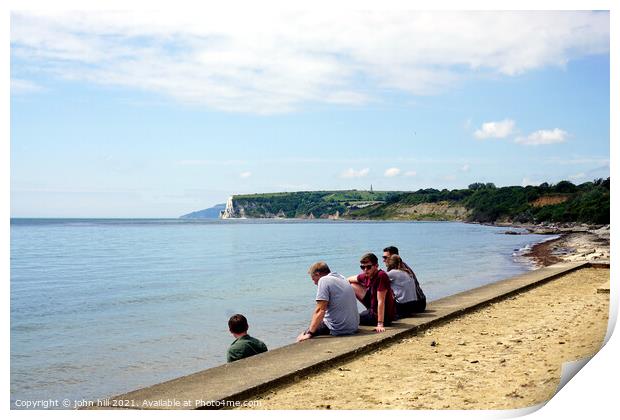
[[297, 261, 359, 342], [347, 253, 396, 333]]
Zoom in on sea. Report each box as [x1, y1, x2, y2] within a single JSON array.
[[10, 218, 557, 408]]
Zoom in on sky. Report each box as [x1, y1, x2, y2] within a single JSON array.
[[9, 8, 612, 218]]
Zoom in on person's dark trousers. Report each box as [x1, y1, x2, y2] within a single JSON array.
[[395, 298, 426, 318], [307, 321, 332, 336], [359, 309, 393, 327]]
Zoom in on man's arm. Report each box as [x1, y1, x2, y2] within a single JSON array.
[[375, 290, 387, 333], [348, 274, 368, 302], [296, 300, 328, 342]]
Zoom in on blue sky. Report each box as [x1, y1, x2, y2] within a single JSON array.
[[10, 10, 610, 217]]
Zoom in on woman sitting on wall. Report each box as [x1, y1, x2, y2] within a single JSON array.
[[386, 254, 426, 318]]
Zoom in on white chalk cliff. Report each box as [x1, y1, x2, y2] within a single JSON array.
[[220, 196, 241, 219]]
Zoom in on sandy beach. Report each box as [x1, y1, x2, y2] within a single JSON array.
[[243, 266, 609, 410]]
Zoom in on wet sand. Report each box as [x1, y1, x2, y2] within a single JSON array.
[[244, 267, 609, 410]]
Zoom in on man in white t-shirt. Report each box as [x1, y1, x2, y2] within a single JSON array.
[[296, 261, 360, 342]]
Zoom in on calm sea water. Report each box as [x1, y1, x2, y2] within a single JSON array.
[[10, 219, 555, 407]]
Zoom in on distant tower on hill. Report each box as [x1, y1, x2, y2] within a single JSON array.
[[370, 184, 373, 193]]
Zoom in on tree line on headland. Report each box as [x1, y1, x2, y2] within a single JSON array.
[[225, 178, 609, 225]]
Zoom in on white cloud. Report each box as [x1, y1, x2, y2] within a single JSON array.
[[474, 119, 515, 139], [404, 170, 417, 177], [521, 177, 543, 187], [176, 159, 247, 166], [384, 167, 401, 177], [11, 78, 45, 94], [461, 164, 470, 172], [341, 168, 369, 178], [10, 11, 609, 114], [239, 171, 252, 178], [515, 129, 568, 145], [569, 172, 586, 181]]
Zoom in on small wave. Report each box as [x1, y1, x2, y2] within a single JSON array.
[[530, 234, 562, 244], [513, 235, 561, 257], [513, 244, 532, 256]]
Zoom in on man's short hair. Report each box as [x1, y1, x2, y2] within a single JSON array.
[[360, 253, 378, 265], [383, 246, 399, 255], [228, 314, 249, 334], [308, 261, 331, 275]]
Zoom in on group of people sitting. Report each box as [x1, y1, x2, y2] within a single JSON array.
[[297, 245, 426, 340], [226, 245, 426, 362]]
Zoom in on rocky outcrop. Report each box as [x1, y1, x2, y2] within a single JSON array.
[[221, 196, 245, 219], [327, 210, 340, 220]]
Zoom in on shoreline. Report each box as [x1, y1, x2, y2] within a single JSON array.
[[522, 227, 609, 268], [93, 262, 602, 410]]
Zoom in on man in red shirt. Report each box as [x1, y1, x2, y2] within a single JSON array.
[[347, 253, 396, 333]]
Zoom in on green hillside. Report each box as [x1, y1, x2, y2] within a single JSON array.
[[232, 190, 400, 218], [223, 178, 610, 224], [347, 178, 610, 224]]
